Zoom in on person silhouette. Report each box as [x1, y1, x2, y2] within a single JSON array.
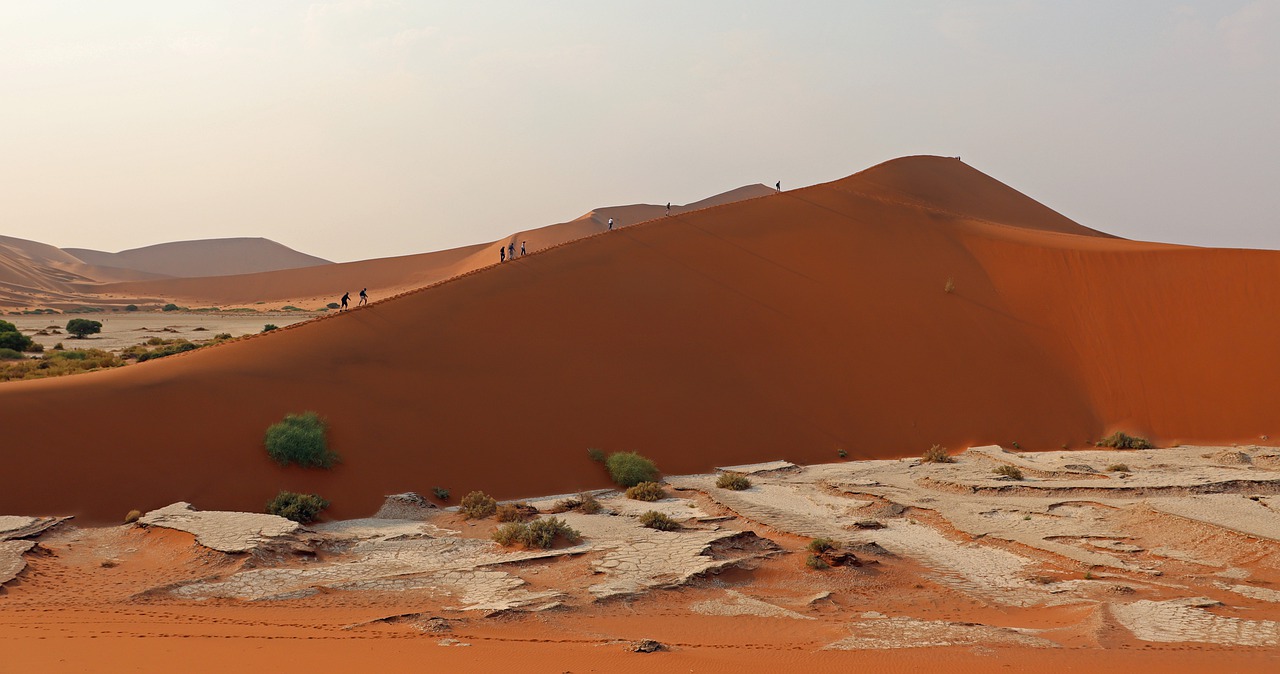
[[520, 241, 526, 256], [340, 292, 349, 310], [500, 247, 505, 263], [666, 202, 671, 216], [358, 288, 368, 305], [508, 242, 515, 260], [608, 217, 614, 230], [776, 180, 781, 192]]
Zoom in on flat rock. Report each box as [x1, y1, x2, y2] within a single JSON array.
[[714, 460, 797, 475], [372, 492, 437, 520], [0, 540, 36, 586], [0, 516, 69, 541], [138, 502, 300, 553]]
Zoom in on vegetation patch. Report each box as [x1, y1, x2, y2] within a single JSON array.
[[492, 517, 582, 549], [495, 502, 538, 522], [553, 492, 602, 514], [266, 490, 329, 524], [264, 411, 338, 468], [262, 324, 279, 333], [922, 444, 955, 464], [432, 486, 451, 502], [625, 481, 666, 501], [460, 491, 498, 519], [1106, 463, 1131, 473], [0, 348, 23, 360], [716, 472, 752, 491], [638, 510, 679, 531], [0, 348, 121, 382], [605, 451, 660, 487], [0, 320, 35, 352], [1096, 432, 1153, 449], [993, 465, 1024, 480]]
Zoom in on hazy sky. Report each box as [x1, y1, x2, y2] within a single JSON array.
[[4, 1, 1278, 262]]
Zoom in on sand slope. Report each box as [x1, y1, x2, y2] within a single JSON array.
[[65, 237, 331, 278], [0, 235, 164, 306], [2, 156, 1277, 522]]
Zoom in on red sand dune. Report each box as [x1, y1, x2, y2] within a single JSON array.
[[65, 237, 332, 278], [3, 156, 1278, 522], [76, 184, 776, 309]]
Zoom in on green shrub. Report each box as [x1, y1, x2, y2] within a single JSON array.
[[125, 304, 138, 311], [65, 318, 102, 339], [162, 303, 180, 312], [1096, 432, 1153, 450], [52, 342, 64, 350], [326, 302, 341, 310], [805, 554, 830, 570], [214, 333, 232, 340], [625, 481, 666, 501], [491, 517, 581, 549], [605, 451, 660, 487], [266, 490, 329, 524], [495, 502, 537, 522], [0, 348, 24, 360], [807, 538, 836, 554], [460, 490, 498, 519], [993, 465, 1024, 480], [586, 447, 606, 463], [0, 322, 34, 351], [432, 486, 451, 501], [716, 472, 752, 491], [262, 324, 278, 333], [638, 510, 679, 531], [922, 445, 955, 464], [264, 411, 338, 468]]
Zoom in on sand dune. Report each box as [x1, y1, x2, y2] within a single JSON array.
[[0, 235, 164, 307], [76, 184, 776, 308], [2, 156, 1277, 522], [65, 237, 331, 279]]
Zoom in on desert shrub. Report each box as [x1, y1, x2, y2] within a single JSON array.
[[0, 320, 16, 333], [837, 448, 848, 458], [922, 445, 955, 464], [577, 492, 602, 514], [1096, 432, 1153, 450], [52, 342, 63, 350], [0, 348, 121, 382], [993, 465, 1024, 480], [125, 304, 138, 311], [281, 306, 303, 311], [605, 451, 660, 487], [432, 486, 451, 501], [807, 537, 836, 554], [495, 502, 538, 522], [586, 447, 606, 463], [264, 411, 338, 468], [0, 324, 34, 352], [1106, 463, 1131, 473], [266, 490, 329, 524], [625, 481, 666, 501], [492, 517, 581, 549], [214, 332, 232, 340], [326, 302, 341, 309], [133, 340, 199, 362], [716, 472, 752, 491], [65, 318, 102, 339], [805, 554, 830, 570], [0, 348, 23, 360], [262, 324, 278, 333], [460, 490, 498, 519], [638, 510, 679, 531], [26, 341, 42, 352], [162, 303, 180, 312]]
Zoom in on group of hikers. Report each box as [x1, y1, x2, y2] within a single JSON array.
[[499, 241, 527, 263], [338, 288, 367, 311]]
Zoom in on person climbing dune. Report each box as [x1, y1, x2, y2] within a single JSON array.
[[358, 288, 368, 306], [340, 292, 349, 311]]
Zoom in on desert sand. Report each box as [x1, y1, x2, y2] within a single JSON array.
[[2, 445, 1278, 672]]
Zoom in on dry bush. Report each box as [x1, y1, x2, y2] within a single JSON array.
[[922, 445, 955, 464], [807, 538, 836, 554], [805, 554, 830, 570], [492, 517, 582, 549], [460, 491, 497, 519], [715, 472, 752, 491], [638, 511, 679, 531], [1106, 463, 1131, 473], [625, 481, 666, 501], [1096, 432, 1153, 449], [495, 502, 538, 522], [993, 465, 1024, 480]]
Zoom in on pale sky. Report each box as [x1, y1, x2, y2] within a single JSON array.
[[3, 1, 1278, 262]]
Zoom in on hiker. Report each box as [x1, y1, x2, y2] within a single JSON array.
[[500, 247, 505, 263], [608, 217, 614, 230], [776, 180, 781, 192], [520, 241, 526, 256], [358, 288, 368, 305], [666, 202, 671, 216], [340, 292, 349, 310], [509, 242, 515, 260]]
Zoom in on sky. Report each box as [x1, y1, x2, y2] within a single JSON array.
[[3, 1, 1278, 262]]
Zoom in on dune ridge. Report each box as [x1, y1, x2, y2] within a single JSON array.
[[1, 156, 1276, 522], [64, 237, 332, 279]]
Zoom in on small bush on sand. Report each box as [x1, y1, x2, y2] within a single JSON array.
[[65, 318, 102, 339], [554, 492, 603, 514], [0, 348, 23, 360], [805, 554, 830, 570], [162, 303, 180, 311], [807, 538, 836, 554], [625, 481, 666, 501], [262, 324, 278, 333], [606, 451, 660, 487], [1106, 463, 1131, 473], [638, 510, 679, 531], [922, 445, 955, 464], [495, 502, 538, 523], [460, 490, 498, 519], [125, 304, 138, 311], [264, 411, 338, 468], [432, 486, 450, 502], [586, 447, 606, 463], [993, 465, 1024, 480], [716, 472, 752, 491], [266, 491, 329, 524], [492, 517, 581, 549], [1096, 432, 1153, 450]]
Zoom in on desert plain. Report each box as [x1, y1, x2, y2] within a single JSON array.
[[3, 157, 1280, 672]]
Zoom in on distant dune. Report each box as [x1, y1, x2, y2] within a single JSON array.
[[0, 235, 164, 307], [80, 184, 777, 308], [2, 156, 1277, 522], [64, 237, 331, 279]]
